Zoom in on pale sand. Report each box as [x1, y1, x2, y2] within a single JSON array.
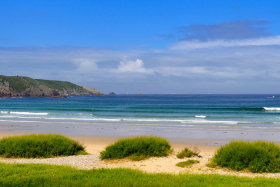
[[1, 132, 280, 178]]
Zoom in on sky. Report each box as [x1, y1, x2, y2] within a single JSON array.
[[1, 0, 280, 94]]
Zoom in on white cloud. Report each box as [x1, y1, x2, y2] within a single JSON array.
[[158, 66, 208, 77], [169, 36, 280, 50], [73, 59, 99, 73], [117, 59, 153, 73]]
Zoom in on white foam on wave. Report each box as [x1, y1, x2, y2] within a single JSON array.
[[0, 116, 44, 120], [180, 120, 239, 124], [0, 116, 18, 118], [10, 112, 48, 115], [122, 118, 184, 122], [17, 116, 43, 119], [263, 107, 280, 111], [0, 111, 9, 114], [47, 112, 92, 116], [122, 118, 239, 124], [195, 115, 206, 118], [0, 113, 245, 125], [46, 117, 122, 122], [267, 96, 275, 98]]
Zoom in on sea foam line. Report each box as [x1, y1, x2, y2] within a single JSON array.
[[263, 107, 280, 111], [46, 117, 122, 122], [0, 114, 257, 125], [10, 112, 48, 115], [195, 115, 206, 118], [180, 120, 239, 124]]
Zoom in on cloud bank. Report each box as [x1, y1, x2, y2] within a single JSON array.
[[176, 20, 272, 41], [169, 36, 280, 50], [1, 20, 280, 94]]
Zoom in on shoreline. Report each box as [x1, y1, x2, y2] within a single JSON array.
[[1, 120, 280, 146]]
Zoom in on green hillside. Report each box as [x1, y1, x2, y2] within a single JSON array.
[[0, 75, 102, 98]]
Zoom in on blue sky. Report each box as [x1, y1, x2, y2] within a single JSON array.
[[1, 0, 280, 94]]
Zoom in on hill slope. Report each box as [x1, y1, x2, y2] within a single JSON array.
[[0, 75, 103, 98]]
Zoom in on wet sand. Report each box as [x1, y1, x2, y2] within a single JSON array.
[[1, 120, 280, 147]]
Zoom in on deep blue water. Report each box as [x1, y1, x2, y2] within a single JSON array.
[[1, 94, 280, 128]]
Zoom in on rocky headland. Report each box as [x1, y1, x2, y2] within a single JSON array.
[[0, 75, 103, 98]]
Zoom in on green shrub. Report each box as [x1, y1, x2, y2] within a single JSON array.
[[176, 159, 200, 168], [100, 136, 172, 160], [208, 141, 280, 173], [176, 148, 194, 159], [0, 134, 87, 158]]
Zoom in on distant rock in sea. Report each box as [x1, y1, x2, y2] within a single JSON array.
[[108, 92, 116, 95]]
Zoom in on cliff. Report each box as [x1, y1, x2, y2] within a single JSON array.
[[0, 75, 103, 98]]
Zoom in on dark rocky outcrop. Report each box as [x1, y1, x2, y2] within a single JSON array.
[[108, 92, 116, 95], [0, 75, 103, 98]]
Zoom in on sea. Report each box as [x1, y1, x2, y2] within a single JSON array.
[[1, 94, 280, 129]]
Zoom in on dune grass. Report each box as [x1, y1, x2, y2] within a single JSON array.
[[176, 147, 194, 159], [0, 134, 87, 158], [0, 163, 280, 187], [100, 136, 172, 160], [208, 141, 280, 173], [176, 159, 200, 168]]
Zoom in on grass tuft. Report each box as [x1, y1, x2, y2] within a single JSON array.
[[176, 159, 200, 168], [208, 140, 280, 173], [0, 134, 87, 158], [176, 148, 194, 159], [100, 136, 171, 160]]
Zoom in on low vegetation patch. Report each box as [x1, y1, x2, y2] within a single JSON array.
[[1, 163, 280, 187], [176, 148, 194, 159], [208, 140, 280, 173], [100, 136, 172, 160], [176, 159, 200, 168], [0, 134, 87, 158]]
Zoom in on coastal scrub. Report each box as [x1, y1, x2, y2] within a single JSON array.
[[208, 140, 280, 173], [0, 134, 87, 158], [176, 148, 194, 158], [100, 136, 172, 160]]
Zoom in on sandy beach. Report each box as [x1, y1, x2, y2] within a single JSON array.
[[1, 129, 280, 178], [2, 119, 280, 179]]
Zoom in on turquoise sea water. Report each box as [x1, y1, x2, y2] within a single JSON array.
[[1, 94, 280, 128]]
